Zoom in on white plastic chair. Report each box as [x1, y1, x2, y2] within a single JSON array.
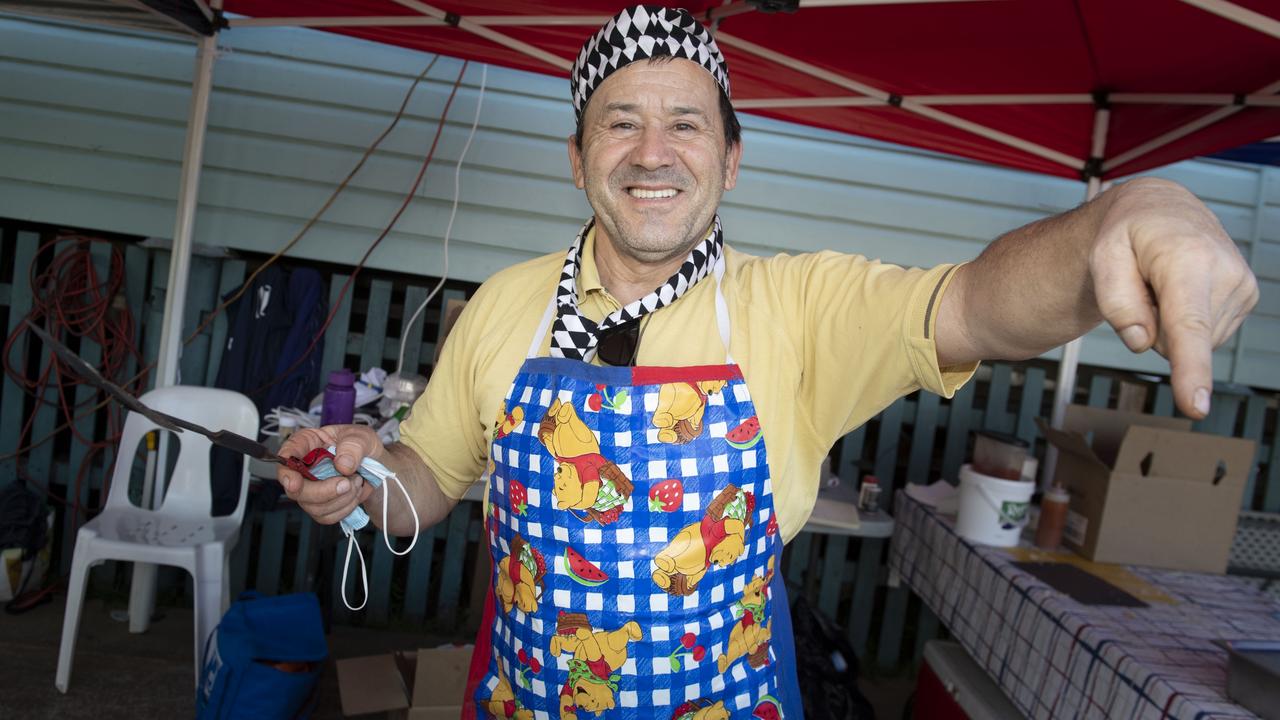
[[55, 386, 258, 693]]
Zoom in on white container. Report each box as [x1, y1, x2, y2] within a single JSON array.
[[956, 464, 1034, 547]]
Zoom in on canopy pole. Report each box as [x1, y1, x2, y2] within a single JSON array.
[[129, 24, 219, 638], [1178, 0, 1280, 40], [1043, 101, 1109, 490]]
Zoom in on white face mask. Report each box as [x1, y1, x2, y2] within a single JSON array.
[[308, 447, 419, 611]]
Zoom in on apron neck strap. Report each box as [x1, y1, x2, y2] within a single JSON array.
[[528, 252, 733, 363]]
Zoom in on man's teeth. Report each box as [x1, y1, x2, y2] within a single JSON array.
[[628, 188, 678, 199]]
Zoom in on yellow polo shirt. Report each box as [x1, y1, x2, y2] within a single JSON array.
[[399, 230, 976, 541]]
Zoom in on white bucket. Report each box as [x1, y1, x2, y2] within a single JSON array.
[[955, 464, 1034, 547]]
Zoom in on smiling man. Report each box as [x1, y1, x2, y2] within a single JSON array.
[[278, 6, 1257, 717]]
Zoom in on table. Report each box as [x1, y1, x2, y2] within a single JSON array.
[[889, 491, 1280, 720]]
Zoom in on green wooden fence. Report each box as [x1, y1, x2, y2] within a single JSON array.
[[4, 225, 1279, 670]]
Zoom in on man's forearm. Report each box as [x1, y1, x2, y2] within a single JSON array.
[[935, 182, 1128, 366], [361, 441, 459, 536]]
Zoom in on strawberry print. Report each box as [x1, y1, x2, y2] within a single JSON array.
[[648, 479, 684, 513], [509, 479, 528, 516]]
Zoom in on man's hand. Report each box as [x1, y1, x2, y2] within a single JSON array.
[[937, 177, 1258, 420], [1090, 178, 1258, 417], [277, 424, 382, 525]]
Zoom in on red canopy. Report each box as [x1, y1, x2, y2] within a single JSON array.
[[225, 0, 1280, 181]]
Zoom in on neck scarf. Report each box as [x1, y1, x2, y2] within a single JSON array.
[[549, 217, 723, 361]]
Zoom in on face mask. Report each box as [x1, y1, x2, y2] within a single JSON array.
[[304, 447, 419, 611]]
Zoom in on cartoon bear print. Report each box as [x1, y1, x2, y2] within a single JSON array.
[[537, 399, 632, 524], [496, 534, 545, 615], [652, 484, 755, 595], [652, 380, 728, 444], [483, 655, 534, 720], [671, 699, 730, 720], [549, 612, 643, 719], [716, 556, 776, 674], [493, 401, 526, 441]]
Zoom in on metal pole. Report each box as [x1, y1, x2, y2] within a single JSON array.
[[129, 28, 218, 636], [1042, 102, 1108, 490]]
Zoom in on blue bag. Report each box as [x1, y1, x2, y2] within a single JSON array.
[[197, 591, 328, 720]]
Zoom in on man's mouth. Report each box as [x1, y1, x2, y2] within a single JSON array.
[[627, 187, 679, 199]]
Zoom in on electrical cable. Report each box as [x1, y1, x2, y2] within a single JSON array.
[[1, 235, 145, 518], [0, 56, 467, 605], [250, 59, 471, 399], [395, 63, 488, 376], [0, 55, 449, 464], [181, 55, 442, 346]]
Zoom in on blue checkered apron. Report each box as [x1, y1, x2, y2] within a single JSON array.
[[467, 258, 802, 719]]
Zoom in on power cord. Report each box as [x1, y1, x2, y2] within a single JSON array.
[[395, 63, 488, 376]]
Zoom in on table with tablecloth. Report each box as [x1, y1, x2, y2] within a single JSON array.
[[888, 490, 1280, 720]]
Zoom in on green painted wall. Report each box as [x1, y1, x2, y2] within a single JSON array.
[[1, 13, 1276, 387]]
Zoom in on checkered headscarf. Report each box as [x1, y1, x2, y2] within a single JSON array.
[[549, 217, 723, 361], [570, 5, 730, 124]]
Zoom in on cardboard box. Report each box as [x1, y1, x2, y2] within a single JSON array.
[[337, 645, 472, 719], [1040, 405, 1255, 574]]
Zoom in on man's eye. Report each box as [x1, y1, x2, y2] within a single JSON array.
[[673, 123, 695, 132], [612, 122, 636, 130]]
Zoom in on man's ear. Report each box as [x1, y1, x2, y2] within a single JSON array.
[[568, 135, 586, 190], [723, 140, 743, 191]]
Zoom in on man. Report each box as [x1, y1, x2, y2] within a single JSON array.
[[279, 6, 1257, 717]]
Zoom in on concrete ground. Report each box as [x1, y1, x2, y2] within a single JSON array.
[[0, 594, 915, 719]]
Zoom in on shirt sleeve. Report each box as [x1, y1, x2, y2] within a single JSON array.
[[768, 251, 978, 452], [396, 284, 493, 501]]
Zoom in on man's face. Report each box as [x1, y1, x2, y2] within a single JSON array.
[[568, 59, 742, 264]]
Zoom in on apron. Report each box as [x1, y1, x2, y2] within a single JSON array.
[[465, 258, 803, 719]]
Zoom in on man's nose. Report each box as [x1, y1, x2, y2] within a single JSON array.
[[630, 124, 675, 170]]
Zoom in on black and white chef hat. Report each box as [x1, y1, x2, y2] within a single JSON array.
[[570, 5, 730, 124]]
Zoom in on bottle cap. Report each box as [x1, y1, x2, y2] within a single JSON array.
[[328, 369, 355, 387], [279, 416, 298, 429], [863, 475, 879, 485], [1046, 484, 1070, 502]]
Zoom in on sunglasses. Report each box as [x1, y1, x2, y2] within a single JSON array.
[[595, 320, 641, 366]]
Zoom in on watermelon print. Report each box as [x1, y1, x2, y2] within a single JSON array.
[[563, 546, 608, 587], [726, 416, 762, 450]]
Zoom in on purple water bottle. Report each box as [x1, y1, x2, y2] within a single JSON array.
[[320, 369, 356, 426]]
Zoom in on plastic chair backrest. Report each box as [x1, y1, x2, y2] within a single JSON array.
[[106, 386, 259, 524]]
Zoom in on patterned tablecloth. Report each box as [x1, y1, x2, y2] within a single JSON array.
[[889, 491, 1280, 720]]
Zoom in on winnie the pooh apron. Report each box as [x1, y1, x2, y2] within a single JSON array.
[[465, 256, 802, 719]]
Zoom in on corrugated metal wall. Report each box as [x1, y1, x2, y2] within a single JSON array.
[[0, 13, 1276, 388]]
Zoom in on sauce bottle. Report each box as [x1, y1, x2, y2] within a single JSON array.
[[1035, 485, 1070, 550]]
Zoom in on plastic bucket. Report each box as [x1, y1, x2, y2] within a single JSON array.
[[956, 464, 1034, 547]]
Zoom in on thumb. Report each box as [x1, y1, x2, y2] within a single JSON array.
[[1090, 230, 1157, 353], [333, 432, 375, 475]]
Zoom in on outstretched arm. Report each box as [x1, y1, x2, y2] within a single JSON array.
[[935, 177, 1258, 419]]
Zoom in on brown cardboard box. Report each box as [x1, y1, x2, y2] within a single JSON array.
[[1040, 405, 1255, 574], [337, 645, 472, 719]]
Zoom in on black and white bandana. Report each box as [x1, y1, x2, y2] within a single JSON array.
[[549, 217, 724, 361], [570, 5, 730, 125]]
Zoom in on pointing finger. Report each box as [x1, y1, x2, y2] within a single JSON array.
[[1154, 251, 1214, 419]]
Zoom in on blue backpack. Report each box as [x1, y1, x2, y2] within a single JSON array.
[[197, 591, 328, 720]]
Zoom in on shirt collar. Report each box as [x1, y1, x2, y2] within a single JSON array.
[[579, 222, 722, 300], [578, 225, 605, 298]]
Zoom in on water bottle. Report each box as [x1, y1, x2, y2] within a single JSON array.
[[320, 369, 356, 426]]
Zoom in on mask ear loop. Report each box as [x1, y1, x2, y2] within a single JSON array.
[[343, 467, 418, 611], [381, 471, 419, 557], [340, 529, 369, 612]]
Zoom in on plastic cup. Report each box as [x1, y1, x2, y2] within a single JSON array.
[[972, 430, 1029, 481]]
